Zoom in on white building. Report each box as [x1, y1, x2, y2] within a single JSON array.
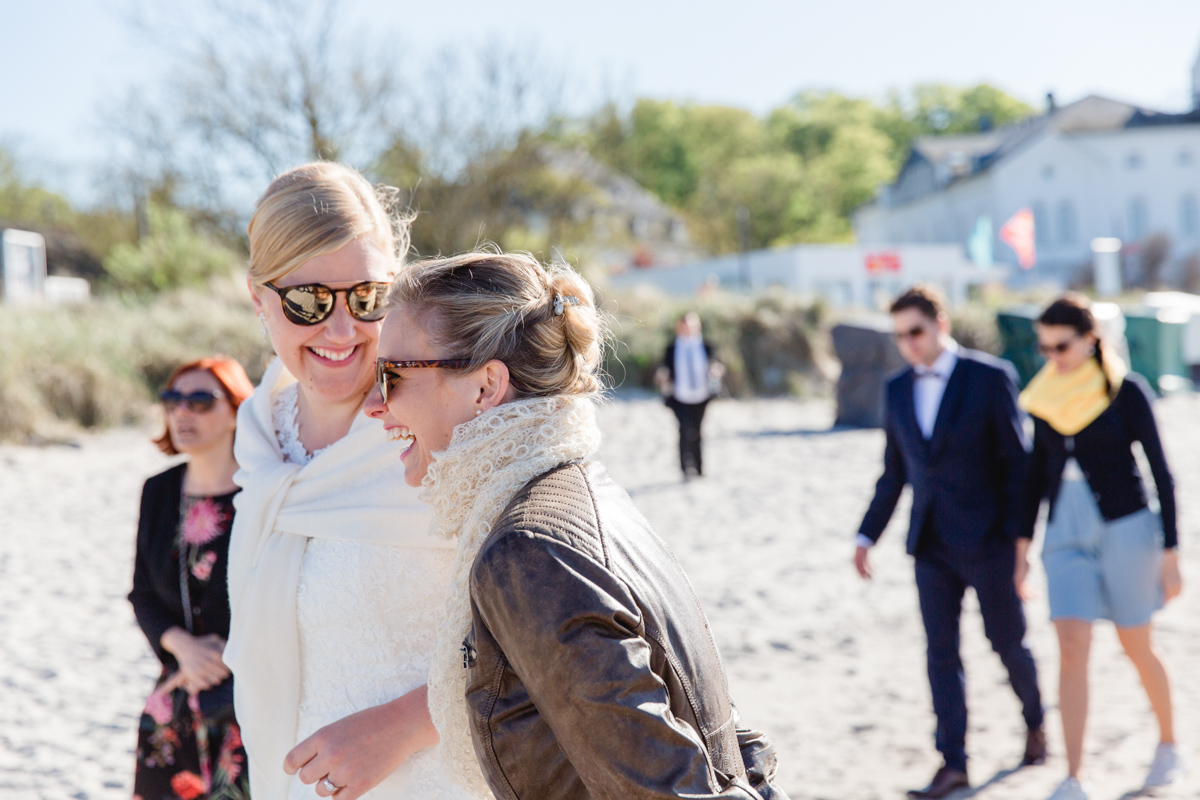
[[607, 242, 1006, 308], [855, 56, 1200, 286]]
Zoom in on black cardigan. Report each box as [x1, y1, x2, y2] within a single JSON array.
[[1023, 374, 1177, 548], [128, 463, 238, 666]]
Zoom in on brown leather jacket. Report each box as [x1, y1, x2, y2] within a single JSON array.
[[463, 461, 788, 800]]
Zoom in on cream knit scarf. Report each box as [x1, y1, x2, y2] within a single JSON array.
[[423, 395, 602, 795]]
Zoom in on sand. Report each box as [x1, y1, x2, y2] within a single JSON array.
[[3, 394, 1199, 799]]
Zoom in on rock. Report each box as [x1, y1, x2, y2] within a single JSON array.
[[831, 320, 905, 428]]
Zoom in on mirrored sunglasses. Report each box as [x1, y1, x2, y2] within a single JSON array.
[[264, 281, 391, 326], [160, 389, 224, 413]]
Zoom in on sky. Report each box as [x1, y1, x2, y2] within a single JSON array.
[[6, 0, 1200, 204]]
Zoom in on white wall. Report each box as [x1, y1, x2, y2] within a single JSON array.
[[855, 122, 1200, 287], [608, 243, 1007, 308]]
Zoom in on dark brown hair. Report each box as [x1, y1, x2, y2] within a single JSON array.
[[1037, 293, 1115, 397], [154, 356, 255, 455], [889, 284, 947, 321]]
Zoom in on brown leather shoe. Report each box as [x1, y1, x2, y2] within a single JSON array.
[[907, 765, 970, 798], [1022, 725, 1047, 766]]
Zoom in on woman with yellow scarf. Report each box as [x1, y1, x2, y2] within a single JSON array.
[[1021, 294, 1183, 800]]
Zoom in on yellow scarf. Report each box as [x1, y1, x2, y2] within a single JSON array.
[[1018, 352, 1126, 435]]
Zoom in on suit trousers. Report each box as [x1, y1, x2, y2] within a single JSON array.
[[913, 540, 1044, 772], [667, 398, 708, 475]]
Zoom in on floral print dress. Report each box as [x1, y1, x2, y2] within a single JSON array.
[[131, 470, 250, 800]]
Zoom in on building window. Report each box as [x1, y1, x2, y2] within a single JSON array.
[[1032, 202, 1050, 245], [1126, 152, 1144, 169], [1181, 194, 1199, 237], [1057, 200, 1077, 244], [1128, 196, 1149, 241]]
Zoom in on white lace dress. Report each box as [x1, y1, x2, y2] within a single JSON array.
[[273, 384, 478, 800]]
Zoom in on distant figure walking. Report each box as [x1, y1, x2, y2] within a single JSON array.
[[1022, 295, 1184, 800], [130, 356, 254, 800], [657, 312, 722, 478], [854, 285, 1045, 799]]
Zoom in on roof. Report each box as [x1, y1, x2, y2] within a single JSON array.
[[881, 95, 1166, 207]]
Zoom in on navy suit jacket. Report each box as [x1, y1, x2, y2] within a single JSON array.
[[858, 348, 1030, 559]]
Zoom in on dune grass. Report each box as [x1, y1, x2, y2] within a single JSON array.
[[0, 279, 271, 441], [0, 279, 850, 442]]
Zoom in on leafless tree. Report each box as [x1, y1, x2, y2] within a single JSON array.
[[102, 0, 409, 220]]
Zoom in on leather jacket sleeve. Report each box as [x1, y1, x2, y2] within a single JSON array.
[[733, 708, 786, 800], [471, 529, 768, 800]]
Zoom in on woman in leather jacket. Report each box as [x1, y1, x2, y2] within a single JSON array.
[[364, 250, 787, 800]]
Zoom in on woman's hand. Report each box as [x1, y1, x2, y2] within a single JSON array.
[[1162, 549, 1182, 604], [284, 685, 439, 800], [160, 628, 230, 694]]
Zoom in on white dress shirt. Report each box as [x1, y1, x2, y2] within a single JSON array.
[[672, 335, 711, 404], [912, 339, 959, 440], [857, 339, 959, 550]]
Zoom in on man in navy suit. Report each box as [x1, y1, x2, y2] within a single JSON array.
[[855, 286, 1045, 798]]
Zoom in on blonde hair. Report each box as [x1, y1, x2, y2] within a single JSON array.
[[247, 161, 413, 285], [386, 250, 607, 398]]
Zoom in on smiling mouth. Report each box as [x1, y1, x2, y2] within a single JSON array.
[[308, 345, 358, 363], [387, 425, 416, 455]]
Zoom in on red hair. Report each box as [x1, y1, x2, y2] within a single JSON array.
[[154, 355, 255, 456]]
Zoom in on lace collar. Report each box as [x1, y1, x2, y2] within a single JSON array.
[[271, 382, 334, 465]]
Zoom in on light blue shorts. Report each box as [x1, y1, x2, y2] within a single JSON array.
[[1042, 478, 1164, 628]]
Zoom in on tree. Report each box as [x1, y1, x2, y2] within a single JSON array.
[[103, 204, 240, 293], [105, 0, 408, 221]]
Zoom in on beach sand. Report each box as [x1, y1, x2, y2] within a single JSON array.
[[3, 394, 1199, 799]]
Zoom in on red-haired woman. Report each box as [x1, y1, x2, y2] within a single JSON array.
[[130, 356, 255, 800]]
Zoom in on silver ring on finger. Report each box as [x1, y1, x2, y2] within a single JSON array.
[[322, 778, 341, 794]]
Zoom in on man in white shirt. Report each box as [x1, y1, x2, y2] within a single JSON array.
[[854, 285, 1045, 798], [657, 312, 720, 479]]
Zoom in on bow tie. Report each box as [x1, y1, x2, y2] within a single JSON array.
[[914, 369, 944, 380]]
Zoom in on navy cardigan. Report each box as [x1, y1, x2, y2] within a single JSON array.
[[1023, 373, 1177, 548]]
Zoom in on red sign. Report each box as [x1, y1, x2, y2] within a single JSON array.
[[865, 251, 901, 273], [1000, 208, 1037, 269]]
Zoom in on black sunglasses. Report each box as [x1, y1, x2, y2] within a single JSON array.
[[1038, 335, 1080, 356], [375, 357, 472, 405], [160, 389, 224, 413], [264, 281, 391, 326], [893, 324, 930, 342]]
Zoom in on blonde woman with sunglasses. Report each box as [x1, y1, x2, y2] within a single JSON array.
[[224, 163, 486, 800]]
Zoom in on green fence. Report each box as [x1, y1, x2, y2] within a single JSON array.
[[996, 308, 1043, 388], [1124, 310, 1187, 393]]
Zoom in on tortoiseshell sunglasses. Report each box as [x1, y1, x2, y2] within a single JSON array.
[[375, 357, 472, 404]]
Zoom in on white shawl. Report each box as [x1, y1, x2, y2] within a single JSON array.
[[224, 358, 448, 800]]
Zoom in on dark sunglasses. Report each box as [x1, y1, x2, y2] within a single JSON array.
[[375, 357, 472, 405], [160, 389, 224, 413], [893, 325, 930, 342], [264, 281, 391, 326], [1038, 335, 1080, 356]]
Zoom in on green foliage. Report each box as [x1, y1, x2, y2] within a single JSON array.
[[374, 133, 596, 258], [879, 84, 1034, 155], [103, 205, 241, 293], [0, 147, 138, 277], [565, 84, 1033, 254]]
